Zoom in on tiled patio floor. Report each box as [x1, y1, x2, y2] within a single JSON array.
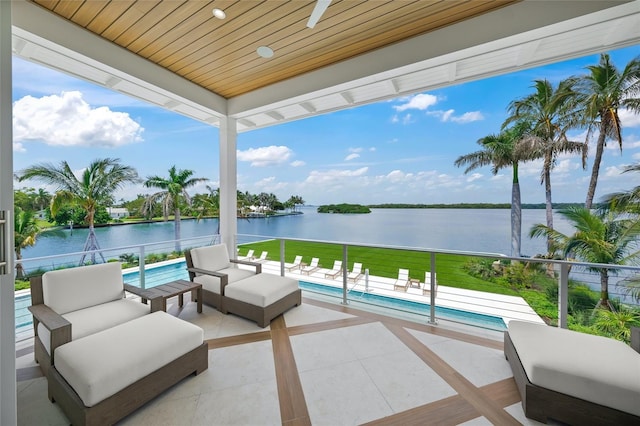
[[16, 292, 545, 425]]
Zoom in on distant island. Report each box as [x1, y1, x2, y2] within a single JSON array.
[[367, 203, 589, 209], [317, 203, 371, 214]]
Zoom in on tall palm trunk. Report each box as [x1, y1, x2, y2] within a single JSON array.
[[15, 251, 25, 280], [543, 157, 554, 253], [594, 269, 614, 311], [511, 163, 521, 257], [79, 224, 106, 264], [174, 207, 182, 252], [585, 121, 608, 210]]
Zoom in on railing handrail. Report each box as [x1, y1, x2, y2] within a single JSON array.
[[15, 234, 218, 266]]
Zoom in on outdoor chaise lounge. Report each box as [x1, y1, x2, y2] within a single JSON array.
[[393, 269, 410, 291], [422, 272, 438, 296], [185, 243, 261, 310], [255, 251, 269, 262], [29, 263, 208, 426], [348, 263, 363, 282], [505, 320, 640, 425], [49, 311, 207, 426], [186, 244, 302, 327], [321, 260, 343, 279], [301, 257, 320, 275], [29, 262, 159, 377], [239, 249, 255, 260], [285, 255, 304, 271]]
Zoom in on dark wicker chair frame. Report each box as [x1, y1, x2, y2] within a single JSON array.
[[185, 249, 302, 327], [504, 327, 640, 426]]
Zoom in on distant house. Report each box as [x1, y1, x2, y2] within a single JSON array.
[[106, 207, 129, 219]]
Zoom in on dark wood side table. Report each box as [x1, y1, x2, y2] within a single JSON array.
[[125, 279, 202, 313]]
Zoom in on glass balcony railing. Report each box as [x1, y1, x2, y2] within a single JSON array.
[[12, 233, 640, 344]]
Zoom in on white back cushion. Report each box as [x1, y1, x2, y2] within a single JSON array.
[[190, 244, 231, 272], [42, 263, 125, 314]]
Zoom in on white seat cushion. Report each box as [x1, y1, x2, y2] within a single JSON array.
[[225, 274, 299, 307], [38, 299, 150, 354], [54, 311, 203, 407], [508, 320, 640, 416], [42, 263, 126, 314], [193, 267, 256, 294]]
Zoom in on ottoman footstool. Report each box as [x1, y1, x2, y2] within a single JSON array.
[[48, 311, 207, 426], [223, 273, 302, 327]]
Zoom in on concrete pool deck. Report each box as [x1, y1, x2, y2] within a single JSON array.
[[255, 260, 545, 326]]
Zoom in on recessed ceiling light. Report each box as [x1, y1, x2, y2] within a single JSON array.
[[212, 8, 226, 19], [257, 46, 274, 59]]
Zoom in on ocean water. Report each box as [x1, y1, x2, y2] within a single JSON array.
[[22, 207, 574, 260]]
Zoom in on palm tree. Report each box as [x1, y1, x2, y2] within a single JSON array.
[[287, 195, 305, 213], [455, 122, 530, 257], [577, 53, 640, 209], [143, 166, 207, 251], [18, 158, 139, 264], [14, 207, 39, 279], [530, 206, 640, 311], [505, 79, 587, 255]]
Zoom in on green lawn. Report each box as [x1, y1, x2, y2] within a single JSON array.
[[239, 240, 518, 296]]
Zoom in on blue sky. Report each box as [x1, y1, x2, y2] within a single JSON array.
[[12, 45, 640, 206]]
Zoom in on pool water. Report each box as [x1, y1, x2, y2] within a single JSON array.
[[299, 281, 507, 331], [16, 260, 507, 332]]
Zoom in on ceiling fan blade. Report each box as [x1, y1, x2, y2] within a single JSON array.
[[307, 0, 332, 29]]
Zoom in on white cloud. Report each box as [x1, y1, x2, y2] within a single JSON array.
[[393, 93, 438, 112], [604, 164, 629, 177], [13, 142, 25, 153], [13, 91, 144, 148], [349, 147, 363, 153], [370, 147, 377, 152], [290, 160, 306, 167], [633, 152, 640, 160], [305, 167, 369, 184], [466, 173, 483, 182], [620, 108, 640, 128], [254, 176, 288, 192], [428, 109, 484, 123], [345, 153, 360, 161], [237, 145, 293, 167], [386, 170, 405, 183]]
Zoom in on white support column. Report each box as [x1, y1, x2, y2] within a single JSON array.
[[0, 1, 17, 424], [219, 117, 238, 258]]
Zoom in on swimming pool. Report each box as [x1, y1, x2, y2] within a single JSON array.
[[299, 281, 506, 331], [16, 259, 507, 332]]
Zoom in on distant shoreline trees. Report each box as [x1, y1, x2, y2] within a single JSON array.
[[317, 204, 371, 214]]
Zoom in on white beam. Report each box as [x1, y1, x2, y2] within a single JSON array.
[[219, 117, 238, 258], [0, 1, 16, 424]]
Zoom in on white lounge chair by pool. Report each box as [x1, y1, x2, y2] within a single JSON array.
[[239, 249, 255, 261], [255, 251, 268, 262], [285, 255, 304, 271], [393, 269, 410, 292], [321, 260, 342, 279], [348, 263, 363, 282], [301, 258, 320, 275]]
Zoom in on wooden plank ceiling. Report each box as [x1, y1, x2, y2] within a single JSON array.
[[30, 0, 518, 99]]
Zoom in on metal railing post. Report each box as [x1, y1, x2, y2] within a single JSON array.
[[280, 239, 285, 277], [429, 252, 437, 325], [558, 263, 569, 329], [139, 245, 146, 289], [342, 244, 348, 305]]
